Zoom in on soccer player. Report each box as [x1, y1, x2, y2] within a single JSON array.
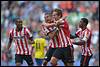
[[6, 18, 34, 66], [40, 12, 58, 66], [71, 18, 93, 66], [43, 9, 74, 66], [32, 34, 47, 66]]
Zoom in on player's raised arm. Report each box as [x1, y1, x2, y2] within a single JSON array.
[[55, 16, 67, 25], [47, 28, 59, 39], [72, 39, 85, 45], [42, 16, 67, 28], [70, 34, 78, 39]]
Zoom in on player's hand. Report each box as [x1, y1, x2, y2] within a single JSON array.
[[71, 39, 75, 43], [39, 30, 46, 37], [41, 23, 47, 26]]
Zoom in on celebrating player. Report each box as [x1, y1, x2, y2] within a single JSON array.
[[42, 9, 74, 66], [6, 18, 34, 66], [71, 18, 93, 66], [40, 12, 58, 66]]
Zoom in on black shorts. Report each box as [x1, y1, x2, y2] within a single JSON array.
[[52, 45, 74, 63], [15, 54, 33, 65], [44, 48, 57, 62], [80, 55, 92, 66]]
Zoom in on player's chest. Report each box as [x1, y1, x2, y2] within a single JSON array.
[[13, 30, 26, 40], [78, 31, 85, 39]]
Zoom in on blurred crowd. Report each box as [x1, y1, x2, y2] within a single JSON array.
[[1, 1, 99, 66]]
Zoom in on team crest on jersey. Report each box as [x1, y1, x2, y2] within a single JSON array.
[[14, 36, 25, 39]]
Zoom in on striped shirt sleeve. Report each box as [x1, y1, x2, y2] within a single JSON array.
[[25, 27, 33, 38], [82, 30, 90, 42], [75, 28, 82, 37]]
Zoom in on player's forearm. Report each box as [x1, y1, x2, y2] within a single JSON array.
[[28, 37, 35, 44], [55, 16, 67, 25], [70, 34, 77, 39], [38, 30, 47, 38], [44, 16, 66, 27], [45, 23, 56, 28], [48, 29, 58, 39], [73, 40, 85, 45], [28, 40, 35, 44]]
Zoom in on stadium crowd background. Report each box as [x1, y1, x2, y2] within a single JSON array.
[[1, 1, 99, 66]]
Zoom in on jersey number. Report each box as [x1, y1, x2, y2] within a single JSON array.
[[36, 43, 40, 51]]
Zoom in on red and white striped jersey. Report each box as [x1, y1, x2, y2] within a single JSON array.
[[9, 26, 33, 55], [42, 19, 72, 48], [76, 28, 92, 56]]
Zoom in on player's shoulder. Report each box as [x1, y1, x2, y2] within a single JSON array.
[[23, 26, 28, 29], [85, 28, 92, 34], [77, 28, 82, 32], [85, 28, 91, 32], [23, 26, 31, 31], [63, 16, 68, 22], [9, 28, 15, 33]]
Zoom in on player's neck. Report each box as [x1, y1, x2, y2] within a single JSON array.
[[82, 27, 86, 31], [47, 21, 53, 23], [16, 27, 23, 32]]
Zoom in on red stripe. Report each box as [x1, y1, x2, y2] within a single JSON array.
[[88, 32, 92, 54], [59, 30, 65, 47], [48, 27, 56, 48], [58, 31, 62, 47], [69, 38, 72, 46], [86, 29, 92, 56], [65, 34, 69, 47], [62, 20, 70, 47], [20, 30, 25, 55], [12, 29, 14, 37], [49, 40, 52, 48], [16, 48, 18, 53], [24, 28, 29, 55], [76, 30, 81, 37], [56, 33, 60, 48], [16, 31, 21, 54], [26, 28, 30, 38], [89, 31, 92, 55], [58, 31, 62, 48], [49, 42, 52, 48], [52, 38, 56, 48]]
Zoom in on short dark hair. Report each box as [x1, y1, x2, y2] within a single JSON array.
[[45, 12, 52, 16], [15, 17, 22, 22], [52, 8, 62, 18], [81, 18, 88, 25]]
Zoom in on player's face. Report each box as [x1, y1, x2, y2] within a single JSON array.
[[52, 12, 60, 21], [16, 19, 23, 29], [44, 14, 52, 23], [79, 20, 85, 28]]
